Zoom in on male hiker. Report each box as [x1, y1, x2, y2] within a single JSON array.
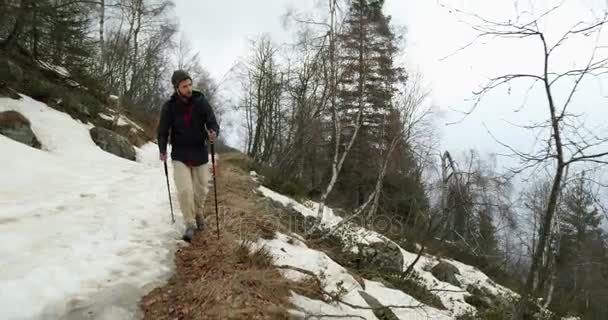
[[157, 70, 220, 242]]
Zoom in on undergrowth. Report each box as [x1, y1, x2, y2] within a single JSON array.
[[227, 156, 309, 202]]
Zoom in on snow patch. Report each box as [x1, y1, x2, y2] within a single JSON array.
[[96, 111, 144, 133], [99, 113, 114, 121], [254, 232, 452, 320], [0, 94, 181, 320], [37, 60, 71, 78], [257, 185, 385, 251], [256, 183, 525, 318]]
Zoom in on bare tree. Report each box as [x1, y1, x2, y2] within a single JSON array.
[[175, 33, 203, 78], [442, 1, 608, 313], [237, 35, 285, 163], [101, 0, 176, 109]]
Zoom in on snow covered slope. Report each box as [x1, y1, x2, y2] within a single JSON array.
[[257, 232, 453, 320], [252, 175, 535, 319], [0, 94, 185, 320]]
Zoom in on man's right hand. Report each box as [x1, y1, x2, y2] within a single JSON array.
[[160, 153, 167, 162]]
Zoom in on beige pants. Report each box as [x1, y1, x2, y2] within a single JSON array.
[[172, 160, 210, 229]]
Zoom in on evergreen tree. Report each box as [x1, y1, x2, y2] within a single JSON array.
[[333, 0, 410, 210], [551, 172, 608, 319], [1, 0, 95, 69]]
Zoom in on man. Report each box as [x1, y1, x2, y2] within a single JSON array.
[[157, 70, 220, 242]]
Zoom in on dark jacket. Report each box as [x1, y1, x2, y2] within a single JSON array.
[[157, 90, 220, 166]]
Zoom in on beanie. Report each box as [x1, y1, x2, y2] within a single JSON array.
[[171, 70, 192, 88]]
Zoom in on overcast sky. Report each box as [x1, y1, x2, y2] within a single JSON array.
[[174, 0, 608, 181]]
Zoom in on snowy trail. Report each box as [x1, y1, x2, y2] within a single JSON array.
[[0, 96, 185, 320]]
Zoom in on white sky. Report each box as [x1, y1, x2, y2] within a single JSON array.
[[175, 0, 608, 180]]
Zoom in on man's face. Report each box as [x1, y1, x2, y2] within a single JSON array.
[[177, 79, 193, 98]]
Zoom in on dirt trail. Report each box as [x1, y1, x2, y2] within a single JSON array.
[[139, 153, 297, 320]]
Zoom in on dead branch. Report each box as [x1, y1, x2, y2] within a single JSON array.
[[304, 314, 366, 320]]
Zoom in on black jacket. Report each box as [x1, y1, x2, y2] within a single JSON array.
[[157, 90, 220, 166]]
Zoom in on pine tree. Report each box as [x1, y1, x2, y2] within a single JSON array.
[[1, 0, 94, 69], [551, 172, 607, 319], [334, 0, 407, 208]]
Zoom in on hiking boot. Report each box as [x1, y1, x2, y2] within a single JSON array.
[[183, 227, 195, 242], [196, 215, 206, 231]]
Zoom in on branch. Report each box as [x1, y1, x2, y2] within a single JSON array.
[[566, 151, 608, 165], [320, 190, 376, 240], [447, 74, 543, 125], [548, 58, 608, 88], [558, 34, 607, 118], [547, 16, 608, 55], [439, 1, 557, 35], [304, 314, 365, 320], [52, 0, 122, 9], [429, 288, 467, 293], [438, 1, 562, 60], [483, 122, 554, 165]]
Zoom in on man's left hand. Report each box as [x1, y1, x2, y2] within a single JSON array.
[[208, 129, 217, 142]]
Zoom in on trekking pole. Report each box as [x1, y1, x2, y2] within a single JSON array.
[[210, 141, 220, 240], [164, 161, 175, 224]]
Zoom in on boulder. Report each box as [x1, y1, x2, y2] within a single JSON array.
[[465, 290, 493, 310], [0, 59, 23, 83], [0, 111, 41, 148], [465, 284, 518, 317], [89, 127, 136, 161], [359, 241, 404, 273], [431, 260, 461, 287]]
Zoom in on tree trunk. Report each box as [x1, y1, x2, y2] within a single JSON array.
[[31, 2, 38, 59], [523, 32, 566, 308], [128, 0, 142, 97], [99, 0, 105, 73], [3, 0, 31, 49]]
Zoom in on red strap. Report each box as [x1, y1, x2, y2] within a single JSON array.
[[183, 105, 193, 127]]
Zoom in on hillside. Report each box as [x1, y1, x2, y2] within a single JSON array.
[[0, 92, 180, 319], [0, 90, 578, 320]]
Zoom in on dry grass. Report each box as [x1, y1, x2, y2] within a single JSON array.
[[289, 275, 327, 302], [124, 108, 159, 142], [140, 152, 321, 320]]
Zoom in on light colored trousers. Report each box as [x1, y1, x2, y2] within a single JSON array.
[[172, 160, 210, 229]]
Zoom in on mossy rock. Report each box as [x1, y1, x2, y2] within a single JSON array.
[[0, 111, 41, 148], [89, 126, 136, 161]]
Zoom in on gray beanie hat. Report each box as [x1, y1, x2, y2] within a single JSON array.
[[171, 70, 192, 88]]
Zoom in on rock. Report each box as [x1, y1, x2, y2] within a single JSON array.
[[465, 284, 517, 317], [465, 291, 493, 310], [0, 59, 23, 83], [113, 124, 148, 147], [361, 241, 404, 273], [431, 261, 461, 287], [0, 111, 41, 148], [89, 127, 136, 161]]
